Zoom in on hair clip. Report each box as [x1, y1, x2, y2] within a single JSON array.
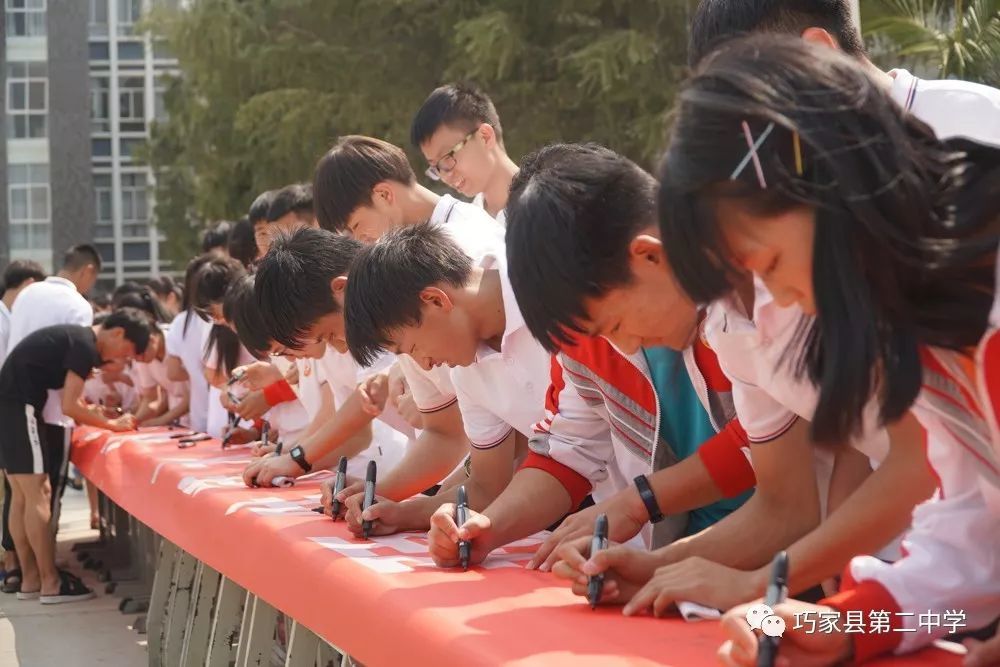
[[730, 121, 775, 188], [792, 131, 804, 176]]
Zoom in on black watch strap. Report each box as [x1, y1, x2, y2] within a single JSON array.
[[634, 474, 664, 524], [289, 446, 312, 473]]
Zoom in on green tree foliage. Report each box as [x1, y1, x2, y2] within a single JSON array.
[[144, 0, 695, 266], [864, 0, 1000, 84]]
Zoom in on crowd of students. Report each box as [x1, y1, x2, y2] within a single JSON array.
[[1, 1, 999, 664]]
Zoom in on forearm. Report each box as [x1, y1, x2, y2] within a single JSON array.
[[64, 402, 119, 430], [310, 422, 372, 470], [298, 391, 374, 463], [145, 395, 190, 427], [648, 450, 727, 516], [780, 446, 933, 595], [378, 430, 468, 501], [657, 485, 820, 570], [133, 396, 160, 423], [481, 468, 573, 551]]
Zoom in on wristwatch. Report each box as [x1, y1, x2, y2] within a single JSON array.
[[634, 474, 664, 524], [289, 445, 312, 473]]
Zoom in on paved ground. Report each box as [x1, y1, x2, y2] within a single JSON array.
[[0, 483, 148, 667]]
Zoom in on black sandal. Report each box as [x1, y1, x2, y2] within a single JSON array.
[[1, 568, 22, 594], [39, 570, 95, 605]]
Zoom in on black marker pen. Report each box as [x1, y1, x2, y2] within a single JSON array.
[[330, 456, 348, 521], [361, 459, 377, 539], [757, 551, 789, 667], [456, 485, 470, 570], [587, 513, 609, 609]]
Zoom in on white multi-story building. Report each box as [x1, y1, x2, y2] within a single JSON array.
[[3, 0, 178, 288]]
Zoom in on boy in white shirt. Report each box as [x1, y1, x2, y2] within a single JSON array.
[[410, 83, 518, 224], [132, 325, 190, 427], [340, 223, 550, 536]]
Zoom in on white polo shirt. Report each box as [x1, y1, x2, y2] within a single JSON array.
[[449, 252, 550, 448], [0, 301, 11, 366], [391, 195, 509, 414], [8, 276, 93, 426], [134, 356, 190, 418], [471, 192, 507, 226], [165, 310, 212, 432], [293, 355, 329, 420], [889, 69, 1000, 146]]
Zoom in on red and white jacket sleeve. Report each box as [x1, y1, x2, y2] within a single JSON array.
[[521, 353, 610, 508]]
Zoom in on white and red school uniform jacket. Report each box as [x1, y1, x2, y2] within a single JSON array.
[[521, 334, 756, 548], [822, 348, 1000, 661]]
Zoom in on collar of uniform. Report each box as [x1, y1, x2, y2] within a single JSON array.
[[45, 276, 77, 291], [430, 194, 459, 226], [0, 301, 9, 317], [473, 253, 526, 363], [887, 68, 918, 111]]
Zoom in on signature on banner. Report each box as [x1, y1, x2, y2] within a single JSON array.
[[308, 533, 543, 574]]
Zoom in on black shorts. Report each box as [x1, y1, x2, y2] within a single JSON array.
[[0, 400, 59, 476]]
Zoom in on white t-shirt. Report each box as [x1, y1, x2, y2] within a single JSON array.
[[0, 301, 11, 366], [164, 310, 212, 432], [263, 356, 311, 444], [293, 355, 329, 420], [449, 252, 549, 448], [8, 276, 93, 426], [133, 356, 190, 426], [391, 195, 509, 413], [203, 333, 256, 438], [471, 192, 507, 226], [889, 69, 1000, 146]]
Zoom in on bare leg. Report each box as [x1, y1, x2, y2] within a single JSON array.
[[86, 480, 99, 530], [10, 473, 59, 595], [6, 475, 40, 592]]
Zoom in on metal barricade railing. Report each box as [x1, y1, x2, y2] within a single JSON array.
[[73, 489, 356, 667]]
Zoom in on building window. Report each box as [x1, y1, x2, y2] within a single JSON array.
[[89, 0, 108, 37], [116, 0, 141, 36], [119, 75, 145, 132], [6, 0, 46, 38], [95, 242, 115, 264], [8, 164, 50, 251], [117, 41, 144, 61], [90, 75, 110, 132], [94, 173, 113, 238], [6, 61, 47, 139], [123, 241, 150, 262], [88, 41, 110, 61], [121, 172, 149, 237]]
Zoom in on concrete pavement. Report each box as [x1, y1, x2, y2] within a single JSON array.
[[0, 484, 147, 667]]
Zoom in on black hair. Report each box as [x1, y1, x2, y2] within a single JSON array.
[[91, 292, 111, 309], [657, 35, 1000, 443], [0, 259, 46, 297], [204, 324, 241, 376], [223, 274, 269, 358], [506, 143, 658, 353], [192, 255, 247, 320], [689, 0, 865, 67], [63, 244, 102, 272], [102, 307, 155, 355], [147, 275, 182, 302], [345, 223, 473, 366], [266, 183, 314, 224], [248, 190, 277, 225], [313, 135, 416, 233], [254, 227, 363, 349], [228, 216, 258, 268], [112, 283, 171, 323], [201, 221, 232, 254], [180, 254, 215, 335], [410, 82, 503, 148]]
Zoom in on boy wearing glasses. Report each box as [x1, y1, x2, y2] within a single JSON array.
[[410, 83, 518, 224]]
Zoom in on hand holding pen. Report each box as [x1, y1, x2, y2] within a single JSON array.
[[757, 551, 788, 667], [330, 456, 348, 520], [587, 514, 609, 609], [361, 460, 377, 539], [456, 485, 471, 570]]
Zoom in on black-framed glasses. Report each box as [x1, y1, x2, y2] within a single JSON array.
[[425, 129, 478, 181]]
